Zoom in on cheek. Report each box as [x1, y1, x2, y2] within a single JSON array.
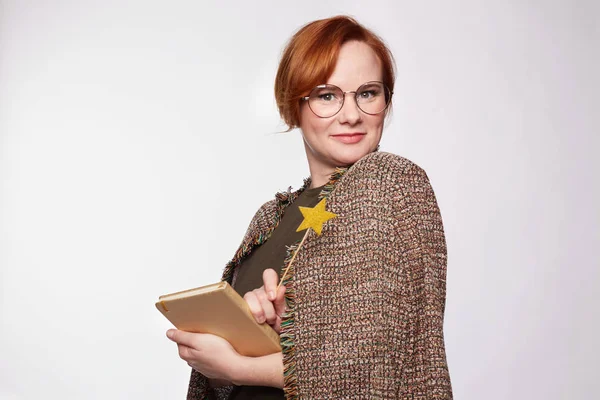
[[310, 119, 332, 136], [300, 109, 332, 138], [366, 115, 385, 133]]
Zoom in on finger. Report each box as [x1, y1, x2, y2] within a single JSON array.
[[177, 343, 194, 362], [243, 291, 266, 324], [262, 268, 279, 301], [274, 285, 287, 317], [255, 288, 277, 325], [167, 329, 199, 349]]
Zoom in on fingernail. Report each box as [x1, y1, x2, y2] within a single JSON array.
[[269, 291, 275, 300], [166, 330, 173, 339]]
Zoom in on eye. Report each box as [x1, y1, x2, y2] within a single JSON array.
[[359, 90, 375, 99], [317, 92, 337, 102], [358, 88, 381, 99]]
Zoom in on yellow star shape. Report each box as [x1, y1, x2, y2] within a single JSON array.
[[296, 198, 337, 236]]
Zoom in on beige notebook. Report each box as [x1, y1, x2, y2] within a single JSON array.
[[155, 281, 281, 357]]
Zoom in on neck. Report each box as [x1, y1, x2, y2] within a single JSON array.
[[300, 141, 335, 189], [308, 172, 333, 189], [305, 158, 337, 189]]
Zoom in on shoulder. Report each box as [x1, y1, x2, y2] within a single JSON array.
[[251, 198, 278, 222], [248, 179, 308, 228], [347, 151, 431, 187], [242, 198, 278, 237]]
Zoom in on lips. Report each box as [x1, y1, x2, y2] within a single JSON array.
[[331, 133, 366, 144]]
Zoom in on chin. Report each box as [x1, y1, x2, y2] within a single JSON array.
[[328, 144, 375, 167]]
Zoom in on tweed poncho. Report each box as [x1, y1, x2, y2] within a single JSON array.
[[187, 151, 453, 399]]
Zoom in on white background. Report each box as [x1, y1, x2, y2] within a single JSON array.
[[1, 1, 598, 399]]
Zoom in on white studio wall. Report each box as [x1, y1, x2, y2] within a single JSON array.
[[1, 1, 598, 399]]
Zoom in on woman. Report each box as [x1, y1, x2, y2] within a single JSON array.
[[167, 15, 453, 399]]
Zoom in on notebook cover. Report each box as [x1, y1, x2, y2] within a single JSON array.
[[155, 281, 281, 357]]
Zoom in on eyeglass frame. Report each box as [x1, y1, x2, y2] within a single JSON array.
[[300, 80, 393, 118]]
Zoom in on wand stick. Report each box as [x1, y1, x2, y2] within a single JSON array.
[[276, 229, 310, 292]]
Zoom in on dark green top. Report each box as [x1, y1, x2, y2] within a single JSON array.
[[228, 184, 324, 400]]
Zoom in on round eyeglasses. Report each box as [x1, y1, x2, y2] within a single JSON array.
[[301, 81, 393, 118]]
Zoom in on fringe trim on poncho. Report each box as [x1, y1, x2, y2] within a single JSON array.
[[220, 177, 311, 285], [221, 165, 351, 399], [278, 166, 349, 399]]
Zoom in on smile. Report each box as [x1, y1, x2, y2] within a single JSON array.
[[331, 133, 366, 144]]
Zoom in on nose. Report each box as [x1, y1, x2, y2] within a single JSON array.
[[337, 92, 362, 125]]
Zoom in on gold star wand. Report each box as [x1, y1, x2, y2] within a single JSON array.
[[276, 198, 337, 292]]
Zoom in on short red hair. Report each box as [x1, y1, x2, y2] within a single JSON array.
[[275, 15, 396, 130]]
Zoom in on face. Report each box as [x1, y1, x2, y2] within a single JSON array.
[[299, 40, 386, 176]]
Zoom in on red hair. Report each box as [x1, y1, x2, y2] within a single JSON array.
[[275, 15, 396, 130]]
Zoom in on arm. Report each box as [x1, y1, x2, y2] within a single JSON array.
[[208, 352, 284, 389], [168, 330, 283, 388], [394, 163, 453, 399], [187, 202, 279, 399], [231, 352, 284, 388], [202, 359, 284, 391], [177, 268, 286, 397], [231, 268, 286, 388]]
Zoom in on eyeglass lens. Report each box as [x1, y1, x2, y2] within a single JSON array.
[[308, 82, 390, 118]]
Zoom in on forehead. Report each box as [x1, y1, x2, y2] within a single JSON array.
[[327, 41, 383, 89]]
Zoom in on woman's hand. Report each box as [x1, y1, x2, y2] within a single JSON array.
[[166, 329, 241, 383], [167, 329, 285, 388], [243, 268, 287, 333]]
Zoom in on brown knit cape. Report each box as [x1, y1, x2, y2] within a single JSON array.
[[187, 151, 453, 399]]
